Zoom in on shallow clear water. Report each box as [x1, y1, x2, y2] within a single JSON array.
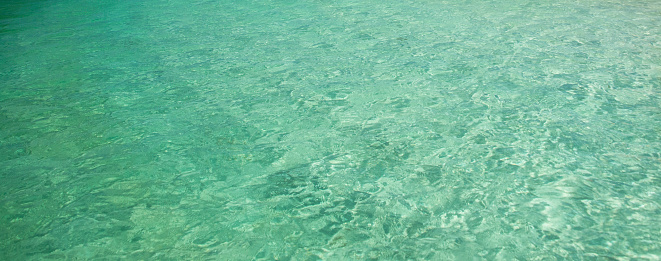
[[1, 0, 660, 259]]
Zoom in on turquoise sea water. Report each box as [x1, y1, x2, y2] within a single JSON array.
[[1, 0, 660, 259]]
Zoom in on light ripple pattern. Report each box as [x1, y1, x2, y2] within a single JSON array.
[[1, 0, 660, 260]]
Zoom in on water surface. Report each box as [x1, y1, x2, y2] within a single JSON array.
[[1, 0, 660, 259]]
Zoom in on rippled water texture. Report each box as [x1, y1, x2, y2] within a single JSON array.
[[1, 0, 660, 259]]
